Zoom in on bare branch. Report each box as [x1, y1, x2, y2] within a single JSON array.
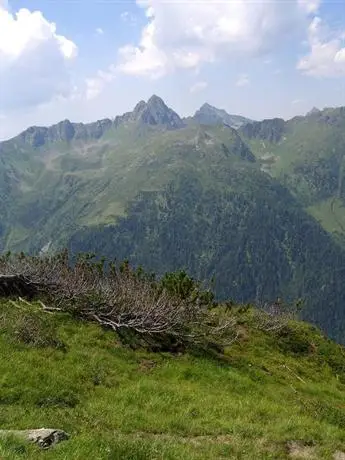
[[0, 252, 237, 350]]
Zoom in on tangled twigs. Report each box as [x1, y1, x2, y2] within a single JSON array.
[[0, 252, 237, 351]]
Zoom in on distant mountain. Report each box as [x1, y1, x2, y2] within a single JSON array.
[[2, 97, 345, 342], [239, 106, 345, 243], [240, 118, 286, 143], [114, 95, 185, 130], [0, 118, 114, 151], [188, 103, 253, 129], [0, 97, 253, 255], [0, 95, 183, 152]]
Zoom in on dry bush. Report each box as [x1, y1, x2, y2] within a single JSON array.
[[253, 298, 302, 333], [0, 252, 236, 351]]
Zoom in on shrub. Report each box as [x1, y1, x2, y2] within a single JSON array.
[[0, 252, 235, 352], [274, 323, 313, 355], [159, 270, 215, 307]]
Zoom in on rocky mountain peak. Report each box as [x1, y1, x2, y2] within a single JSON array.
[[133, 95, 184, 129], [307, 107, 321, 116], [113, 95, 184, 130], [193, 103, 253, 129]]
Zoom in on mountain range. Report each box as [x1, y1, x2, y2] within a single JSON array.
[[1, 95, 345, 342]]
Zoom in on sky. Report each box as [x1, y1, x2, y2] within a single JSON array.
[[0, 0, 344, 140]]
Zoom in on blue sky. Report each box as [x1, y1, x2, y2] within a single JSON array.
[[0, 0, 344, 139]]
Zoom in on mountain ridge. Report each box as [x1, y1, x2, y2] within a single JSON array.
[[0, 95, 184, 149], [1, 96, 343, 148], [2, 97, 345, 343]]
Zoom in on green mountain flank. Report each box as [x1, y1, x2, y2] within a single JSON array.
[[239, 107, 345, 243], [1, 97, 345, 343]]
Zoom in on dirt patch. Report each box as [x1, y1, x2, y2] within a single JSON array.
[[138, 359, 157, 373], [287, 441, 316, 459]]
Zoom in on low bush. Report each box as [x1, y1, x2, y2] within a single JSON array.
[[0, 251, 235, 352]]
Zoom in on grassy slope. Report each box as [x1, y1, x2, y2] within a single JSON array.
[[308, 198, 345, 235], [1, 300, 345, 459]]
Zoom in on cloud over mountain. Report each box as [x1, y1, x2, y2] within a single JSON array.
[[117, 0, 320, 78], [0, 2, 77, 111], [297, 16, 345, 77]]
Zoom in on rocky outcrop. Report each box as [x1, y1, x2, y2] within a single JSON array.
[[4, 118, 113, 149], [0, 428, 69, 449], [240, 118, 286, 143]]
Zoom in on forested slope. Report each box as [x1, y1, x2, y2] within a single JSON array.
[[2, 98, 345, 342]]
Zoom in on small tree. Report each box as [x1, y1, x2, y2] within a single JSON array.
[[159, 270, 215, 308]]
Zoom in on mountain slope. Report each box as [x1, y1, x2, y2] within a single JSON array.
[[2, 297, 345, 459], [67, 165, 345, 342], [0, 111, 253, 253], [239, 107, 345, 243]]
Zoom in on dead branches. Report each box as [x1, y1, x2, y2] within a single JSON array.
[[0, 252, 236, 350], [253, 298, 300, 333]]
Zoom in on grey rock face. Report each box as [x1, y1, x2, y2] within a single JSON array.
[[193, 103, 253, 129]]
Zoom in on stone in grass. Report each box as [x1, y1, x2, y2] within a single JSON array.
[[0, 428, 69, 449]]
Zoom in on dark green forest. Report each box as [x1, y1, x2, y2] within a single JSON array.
[[68, 168, 345, 342]]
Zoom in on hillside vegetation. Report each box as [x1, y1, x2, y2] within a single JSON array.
[[1, 287, 345, 459], [240, 107, 345, 242], [67, 168, 345, 343]]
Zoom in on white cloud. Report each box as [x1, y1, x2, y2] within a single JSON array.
[[292, 98, 303, 104], [117, 0, 317, 78], [120, 11, 137, 26], [85, 77, 105, 101], [0, 3, 77, 112], [297, 16, 345, 77], [298, 0, 321, 14], [118, 42, 168, 79], [236, 74, 250, 87], [85, 67, 116, 100], [190, 81, 208, 93], [95, 27, 104, 35]]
